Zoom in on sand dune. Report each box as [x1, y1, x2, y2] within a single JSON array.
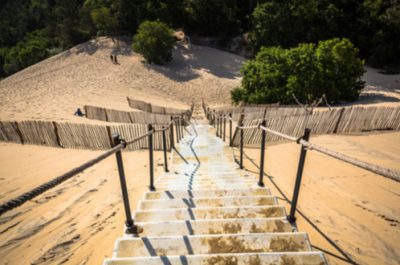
[[0, 37, 244, 122], [0, 37, 399, 265], [240, 132, 400, 265], [0, 143, 165, 265]]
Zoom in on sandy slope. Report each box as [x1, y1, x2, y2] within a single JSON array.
[[0, 37, 244, 265], [0, 143, 165, 265], [0, 37, 243, 122], [0, 36, 399, 265], [239, 132, 400, 265]]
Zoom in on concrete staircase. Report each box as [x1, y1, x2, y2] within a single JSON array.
[[103, 120, 328, 265]]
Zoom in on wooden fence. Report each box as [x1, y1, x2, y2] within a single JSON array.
[[231, 106, 400, 147], [127, 97, 189, 115], [209, 105, 308, 122], [0, 120, 172, 151], [84, 105, 173, 124]]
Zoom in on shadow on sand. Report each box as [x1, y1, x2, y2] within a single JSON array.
[[61, 36, 133, 58], [143, 45, 245, 82]]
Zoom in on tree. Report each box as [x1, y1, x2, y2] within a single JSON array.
[[249, 0, 339, 54], [132, 21, 176, 65], [232, 38, 365, 105]]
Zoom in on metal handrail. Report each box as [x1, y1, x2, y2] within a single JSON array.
[[0, 143, 124, 216], [211, 112, 400, 222], [259, 125, 400, 181], [0, 118, 184, 235]]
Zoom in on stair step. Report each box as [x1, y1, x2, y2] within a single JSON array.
[[161, 172, 242, 178], [157, 176, 254, 182], [143, 188, 271, 200], [128, 218, 292, 237], [138, 196, 278, 210], [134, 205, 286, 222], [104, 252, 327, 265], [154, 183, 256, 189], [113, 233, 311, 257]]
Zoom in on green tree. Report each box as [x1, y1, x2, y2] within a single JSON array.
[[132, 21, 176, 65], [232, 38, 364, 105], [248, 0, 331, 53]]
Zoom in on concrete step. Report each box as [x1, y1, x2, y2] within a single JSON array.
[[143, 188, 271, 200], [128, 218, 293, 237], [113, 233, 311, 257], [157, 175, 255, 181], [138, 196, 278, 210], [104, 252, 327, 265], [134, 205, 286, 222], [155, 179, 254, 186], [154, 183, 256, 190], [161, 172, 242, 178]]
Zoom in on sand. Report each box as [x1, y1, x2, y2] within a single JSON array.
[[238, 132, 400, 265], [0, 36, 399, 265], [0, 142, 165, 265], [0, 37, 244, 265], [0, 37, 244, 122]]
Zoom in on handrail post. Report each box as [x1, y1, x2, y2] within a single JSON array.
[[148, 124, 155, 191], [258, 120, 267, 187], [162, 127, 169, 172], [180, 116, 184, 139], [288, 128, 311, 223], [240, 128, 244, 169], [216, 116, 219, 137], [175, 117, 180, 143], [238, 114, 244, 169], [229, 113, 233, 147], [223, 116, 226, 142], [220, 116, 223, 138], [170, 119, 175, 149], [112, 134, 135, 233]]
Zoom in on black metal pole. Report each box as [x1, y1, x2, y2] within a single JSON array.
[[178, 118, 182, 141], [220, 116, 223, 138], [180, 116, 184, 139], [288, 128, 311, 223], [223, 116, 226, 142], [112, 134, 135, 233], [216, 116, 219, 137], [175, 118, 180, 143], [240, 128, 244, 169], [258, 120, 266, 187], [147, 124, 155, 191], [170, 120, 175, 149], [229, 113, 232, 146], [162, 127, 169, 172]]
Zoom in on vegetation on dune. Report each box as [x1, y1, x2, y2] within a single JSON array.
[[0, 0, 398, 85], [132, 21, 175, 65], [232, 38, 365, 105]]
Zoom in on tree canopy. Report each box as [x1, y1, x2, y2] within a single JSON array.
[[132, 21, 175, 65], [232, 38, 365, 105], [0, 0, 398, 78]]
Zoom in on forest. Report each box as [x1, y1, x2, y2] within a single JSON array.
[[0, 0, 399, 78]]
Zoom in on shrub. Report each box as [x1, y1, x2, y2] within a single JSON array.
[[232, 38, 365, 105], [132, 20, 175, 65]]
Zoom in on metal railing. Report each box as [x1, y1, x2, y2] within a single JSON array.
[[211, 112, 400, 223], [0, 118, 186, 234]]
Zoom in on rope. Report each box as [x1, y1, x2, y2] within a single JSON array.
[[300, 140, 400, 182], [258, 125, 400, 182], [125, 130, 154, 146], [259, 125, 298, 142], [237, 125, 260, 130], [0, 144, 124, 216]]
